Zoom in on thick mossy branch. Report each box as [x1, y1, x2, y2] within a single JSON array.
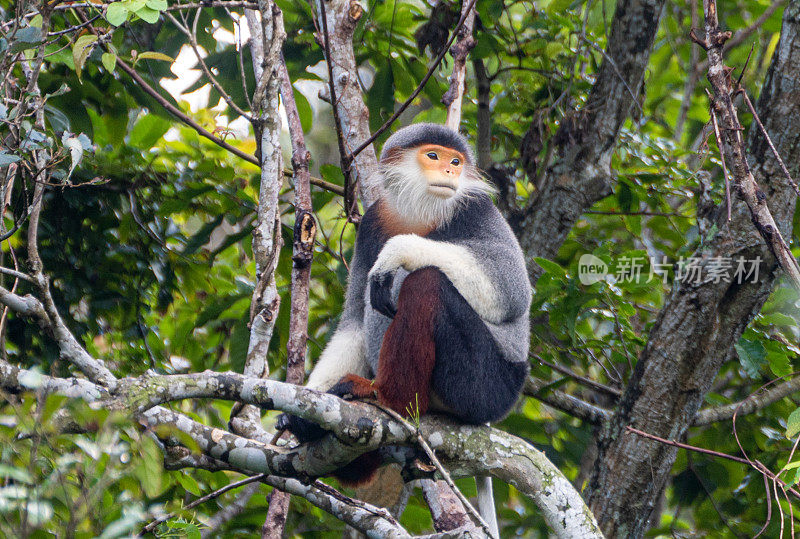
[[2, 362, 601, 537]]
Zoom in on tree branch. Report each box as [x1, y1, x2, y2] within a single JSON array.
[[694, 375, 800, 426], [312, 0, 380, 207], [442, 0, 476, 130], [524, 377, 612, 425], [0, 359, 601, 537], [229, 0, 285, 440], [702, 0, 800, 289], [261, 54, 317, 539]]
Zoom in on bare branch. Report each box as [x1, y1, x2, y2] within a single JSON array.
[[696, 0, 788, 73], [312, 0, 380, 207], [262, 55, 317, 539], [524, 377, 612, 425], [347, 0, 480, 161], [702, 0, 800, 289], [694, 375, 800, 425], [442, 0, 476, 130], [231, 0, 286, 439]]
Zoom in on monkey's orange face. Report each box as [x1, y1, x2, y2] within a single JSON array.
[[415, 144, 465, 198]]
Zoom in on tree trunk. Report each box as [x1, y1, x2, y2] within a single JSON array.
[[585, 5, 800, 537]]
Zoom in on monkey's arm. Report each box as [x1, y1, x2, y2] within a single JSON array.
[[305, 321, 368, 390], [305, 210, 384, 390], [368, 234, 527, 325]]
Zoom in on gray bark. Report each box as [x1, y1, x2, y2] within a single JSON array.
[[519, 0, 666, 269], [584, 5, 800, 537]]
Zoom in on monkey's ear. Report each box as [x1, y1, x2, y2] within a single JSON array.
[[370, 271, 397, 318]]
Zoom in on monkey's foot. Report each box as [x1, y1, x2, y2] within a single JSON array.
[[329, 374, 379, 400], [276, 413, 326, 444]]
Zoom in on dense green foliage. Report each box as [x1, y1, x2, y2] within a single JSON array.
[[1, 0, 798, 536]]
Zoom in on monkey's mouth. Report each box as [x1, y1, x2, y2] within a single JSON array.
[[428, 183, 457, 192]]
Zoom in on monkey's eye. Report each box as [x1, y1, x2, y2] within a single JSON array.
[[451, 158, 460, 166], [426, 152, 439, 160]]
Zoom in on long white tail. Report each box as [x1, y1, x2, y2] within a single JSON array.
[[476, 475, 499, 538]]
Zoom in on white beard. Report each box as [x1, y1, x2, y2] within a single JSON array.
[[378, 152, 495, 228]]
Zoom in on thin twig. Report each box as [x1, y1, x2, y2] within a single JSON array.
[[318, 0, 358, 221], [754, 473, 773, 538], [627, 426, 749, 465], [739, 89, 799, 195], [164, 10, 253, 120], [534, 355, 621, 398], [0, 266, 33, 283], [347, 0, 480, 161], [707, 97, 732, 221], [377, 405, 497, 539], [140, 474, 267, 534]]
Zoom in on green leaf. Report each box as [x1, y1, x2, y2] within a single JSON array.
[[194, 293, 244, 328], [781, 460, 800, 473], [534, 257, 566, 278], [145, 0, 168, 10], [735, 338, 767, 379], [320, 164, 345, 186], [125, 0, 147, 11], [129, 114, 170, 149], [760, 312, 796, 326], [0, 153, 21, 166], [136, 436, 164, 497], [367, 65, 395, 131], [186, 523, 201, 539], [177, 473, 202, 496], [768, 350, 792, 378], [106, 2, 129, 26], [15, 26, 42, 43], [101, 51, 117, 73], [9, 26, 43, 53], [135, 7, 160, 24], [617, 182, 633, 212], [293, 87, 313, 133], [229, 311, 250, 372], [787, 407, 800, 438], [45, 104, 70, 133], [136, 51, 174, 63], [72, 34, 98, 82]]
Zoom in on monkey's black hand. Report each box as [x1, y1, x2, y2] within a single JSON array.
[[370, 271, 397, 318], [276, 413, 326, 444]]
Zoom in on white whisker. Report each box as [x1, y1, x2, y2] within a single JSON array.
[[378, 152, 494, 228]]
